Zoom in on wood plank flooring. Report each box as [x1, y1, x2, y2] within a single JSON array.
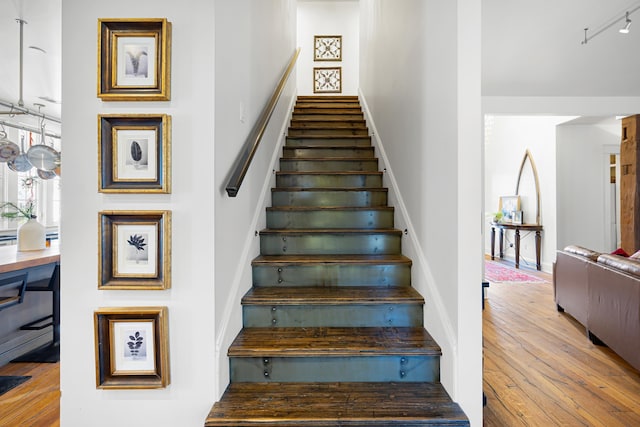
[[483, 262, 640, 426], [0, 361, 60, 427]]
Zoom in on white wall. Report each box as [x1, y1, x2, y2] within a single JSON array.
[[556, 119, 621, 252], [360, 0, 482, 424], [61, 1, 296, 426], [484, 116, 574, 272], [213, 0, 297, 397], [297, 0, 359, 95]]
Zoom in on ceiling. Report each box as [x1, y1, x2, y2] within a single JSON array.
[[0, 0, 61, 131], [0, 0, 638, 133]]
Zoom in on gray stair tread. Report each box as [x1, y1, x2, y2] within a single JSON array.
[[252, 254, 412, 266], [260, 228, 402, 235], [242, 286, 424, 305], [205, 382, 469, 426], [266, 206, 393, 212], [229, 327, 441, 357]]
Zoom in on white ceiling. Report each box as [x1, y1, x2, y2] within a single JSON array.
[[0, 0, 61, 128], [0, 0, 638, 131]]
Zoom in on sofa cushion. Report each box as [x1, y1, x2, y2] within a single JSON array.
[[611, 247, 630, 257], [596, 254, 640, 277], [563, 245, 600, 262]]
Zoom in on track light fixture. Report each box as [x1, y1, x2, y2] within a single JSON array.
[[620, 12, 632, 33], [581, 2, 640, 44]]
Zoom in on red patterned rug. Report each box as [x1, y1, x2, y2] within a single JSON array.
[[484, 260, 547, 283]]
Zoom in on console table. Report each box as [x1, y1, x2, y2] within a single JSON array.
[[490, 222, 543, 270]]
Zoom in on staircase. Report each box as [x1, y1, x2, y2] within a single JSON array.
[[206, 96, 469, 426]]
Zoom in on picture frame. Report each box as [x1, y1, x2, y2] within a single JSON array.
[[98, 114, 171, 193], [99, 210, 171, 290], [313, 67, 342, 94], [98, 18, 171, 101], [94, 306, 170, 389], [314, 35, 342, 61], [499, 195, 521, 223], [513, 210, 523, 225]]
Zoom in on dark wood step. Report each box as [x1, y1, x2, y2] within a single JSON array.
[[242, 286, 424, 328], [294, 102, 362, 109], [266, 206, 394, 229], [259, 228, 402, 256], [276, 172, 383, 189], [279, 158, 379, 172], [290, 120, 366, 129], [272, 188, 388, 207], [205, 382, 469, 427], [292, 113, 364, 121], [251, 254, 412, 287], [282, 146, 375, 158], [293, 107, 363, 115], [286, 135, 372, 146], [229, 327, 440, 357], [288, 127, 369, 137], [242, 286, 424, 306], [297, 95, 359, 102]]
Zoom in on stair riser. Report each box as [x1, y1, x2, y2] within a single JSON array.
[[276, 174, 382, 188], [272, 190, 388, 207], [266, 209, 394, 229], [279, 159, 379, 172], [230, 356, 439, 383], [290, 121, 367, 129], [292, 113, 364, 121], [282, 147, 375, 158], [252, 263, 411, 287], [286, 137, 371, 146], [243, 304, 423, 327], [260, 233, 401, 255], [288, 128, 369, 137]]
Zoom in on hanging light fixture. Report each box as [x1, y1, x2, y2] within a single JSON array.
[[620, 12, 632, 33]]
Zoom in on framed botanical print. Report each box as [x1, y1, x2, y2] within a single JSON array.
[[98, 210, 171, 290], [314, 35, 342, 61], [94, 306, 170, 388], [98, 114, 171, 193], [313, 67, 342, 93], [98, 18, 171, 101]]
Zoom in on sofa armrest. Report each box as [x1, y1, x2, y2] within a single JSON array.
[[564, 245, 600, 262], [596, 254, 640, 277], [554, 250, 591, 326]]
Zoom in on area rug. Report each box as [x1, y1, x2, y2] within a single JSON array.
[[484, 260, 547, 283], [0, 376, 31, 396]]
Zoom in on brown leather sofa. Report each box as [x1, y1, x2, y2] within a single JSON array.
[[554, 245, 640, 372]]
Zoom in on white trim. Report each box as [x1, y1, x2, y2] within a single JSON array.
[[358, 89, 458, 369], [213, 92, 297, 397]]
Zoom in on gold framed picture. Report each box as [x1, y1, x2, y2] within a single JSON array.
[[314, 35, 342, 61], [94, 306, 170, 389], [98, 18, 171, 101], [313, 67, 342, 93], [98, 210, 171, 290], [98, 114, 171, 193]]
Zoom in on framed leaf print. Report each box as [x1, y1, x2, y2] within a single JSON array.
[[94, 306, 170, 388], [98, 210, 171, 290], [98, 18, 171, 101], [98, 114, 171, 193], [313, 67, 342, 93]]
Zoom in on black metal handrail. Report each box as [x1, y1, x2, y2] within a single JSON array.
[[225, 48, 301, 197]]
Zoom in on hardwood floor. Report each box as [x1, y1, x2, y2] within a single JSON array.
[[0, 361, 59, 427], [2, 262, 639, 426], [483, 262, 640, 426]]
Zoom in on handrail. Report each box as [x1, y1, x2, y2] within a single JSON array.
[[225, 48, 301, 197]]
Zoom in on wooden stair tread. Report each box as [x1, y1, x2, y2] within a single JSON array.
[[259, 228, 402, 235], [266, 206, 393, 212], [286, 135, 370, 139], [276, 171, 382, 176], [205, 382, 468, 427], [242, 286, 424, 305], [272, 187, 387, 192], [228, 327, 441, 357], [252, 254, 412, 265], [284, 145, 371, 149], [281, 157, 375, 160]]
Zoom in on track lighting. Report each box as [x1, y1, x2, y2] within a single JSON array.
[[581, 2, 640, 44]]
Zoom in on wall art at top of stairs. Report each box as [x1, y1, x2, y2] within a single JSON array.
[[313, 67, 342, 94], [314, 35, 342, 61]]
